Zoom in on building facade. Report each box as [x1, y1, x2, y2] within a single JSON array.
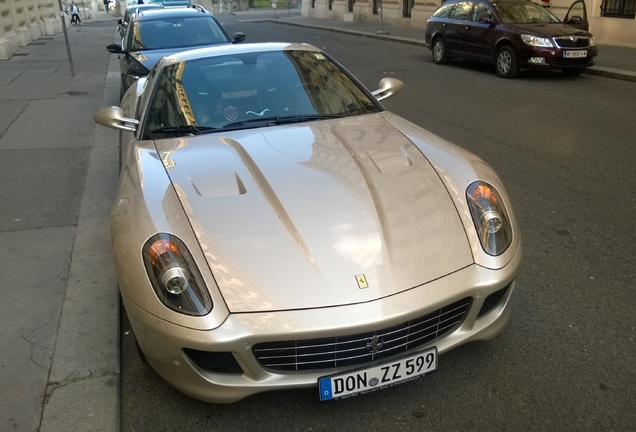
[[1, 0, 61, 59], [0, 0, 111, 60]]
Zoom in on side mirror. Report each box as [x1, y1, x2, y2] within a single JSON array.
[[371, 77, 404, 101], [117, 18, 123, 25], [567, 15, 583, 24], [233, 32, 246, 43], [94, 106, 139, 133], [107, 43, 124, 54]]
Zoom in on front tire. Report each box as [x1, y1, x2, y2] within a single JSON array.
[[432, 37, 449, 65], [495, 46, 519, 78]]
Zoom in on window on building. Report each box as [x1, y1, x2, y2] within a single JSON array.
[[601, 0, 636, 18]]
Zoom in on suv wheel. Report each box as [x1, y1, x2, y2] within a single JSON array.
[[432, 37, 449, 65], [495, 46, 519, 78]]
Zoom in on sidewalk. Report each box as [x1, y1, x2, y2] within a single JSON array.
[[0, 9, 120, 432], [0, 7, 634, 432]]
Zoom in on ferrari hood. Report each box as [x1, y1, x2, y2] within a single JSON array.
[[156, 113, 473, 313]]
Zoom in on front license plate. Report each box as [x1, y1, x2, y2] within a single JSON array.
[[318, 347, 438, 401], [564, 50, 587, 58]]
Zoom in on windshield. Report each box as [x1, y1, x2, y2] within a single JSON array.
[[143, 50, 383, 139], [493, 2, 561, 24], [130, 17, 229, 51]]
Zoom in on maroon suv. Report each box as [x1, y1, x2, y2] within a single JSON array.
[[424, 0, 598, 78]]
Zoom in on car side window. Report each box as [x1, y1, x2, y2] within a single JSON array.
[[470, 3, 493, 22], [448, 2, 473, 20], [432, 2, 456, 18]]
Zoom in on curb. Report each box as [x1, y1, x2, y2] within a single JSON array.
[[586, 65, 636, 82], [270, 18, 426, 47]]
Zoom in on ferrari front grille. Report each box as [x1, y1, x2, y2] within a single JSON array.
[[252, 298, 471, 371]]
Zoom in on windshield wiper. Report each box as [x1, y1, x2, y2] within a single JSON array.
[[150, 125, 218, 136], [276, 114, 343, 123], [221, 114, 343, 131]]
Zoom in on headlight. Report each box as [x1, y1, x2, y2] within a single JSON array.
[[142, 233, 213, 316], [521, 34, 554, 48], [589, 36, 596, 46], [466, 181, 512, 256]]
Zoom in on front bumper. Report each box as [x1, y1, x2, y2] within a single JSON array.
[[517, 45, 598, 70], [125, 246, 521, 403]]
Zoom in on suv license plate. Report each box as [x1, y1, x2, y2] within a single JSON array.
[[564, 50, 587, 58], [318, 347, 437, 401]]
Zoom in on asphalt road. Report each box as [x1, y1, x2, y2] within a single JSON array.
[[121, 17, 636, 431]]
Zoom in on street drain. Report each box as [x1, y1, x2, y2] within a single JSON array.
[[30, 42, 46, 45], [66, 91, 89, 96], [13, 52, 31, 56]]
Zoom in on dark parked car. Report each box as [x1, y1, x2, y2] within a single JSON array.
[[117, 3, 164, 38], [424, 0, 598, 78], [107, 5, 246, 97]]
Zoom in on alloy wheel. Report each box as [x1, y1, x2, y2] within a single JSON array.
[[495, 46, 518, 78], [432, 39, 448, 65]]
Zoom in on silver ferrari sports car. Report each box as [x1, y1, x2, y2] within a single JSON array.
[[95, 42, 522, 403]]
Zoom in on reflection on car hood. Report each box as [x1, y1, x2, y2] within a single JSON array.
[[131, 46, 228, 69], [506, 23, 591, 38], [155, 113, 473, 313], [130, 48, 182, 70]]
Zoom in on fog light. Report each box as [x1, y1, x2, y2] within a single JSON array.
[[528, 57, 546, 64]]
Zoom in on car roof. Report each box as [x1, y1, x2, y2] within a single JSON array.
[[158, 42, 321, 65], [125, 3, 163, 11], [134, 5, 213, 21]]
